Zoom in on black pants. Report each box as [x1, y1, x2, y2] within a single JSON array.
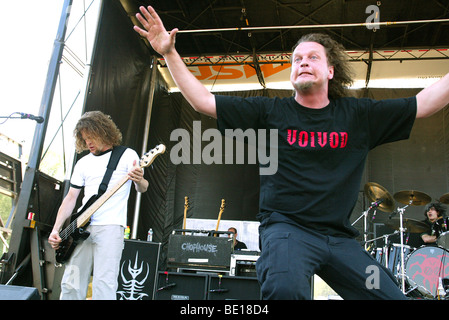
[[256, 214, 407, 300]]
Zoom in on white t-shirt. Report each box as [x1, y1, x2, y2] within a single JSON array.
[[70, 147, 140, 227]]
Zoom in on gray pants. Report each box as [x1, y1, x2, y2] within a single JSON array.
[[60, 225, 124, 300]]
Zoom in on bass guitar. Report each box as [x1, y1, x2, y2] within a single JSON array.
[[55, 144, 166, 264]]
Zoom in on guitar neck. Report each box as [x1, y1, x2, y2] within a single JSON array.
[[76, 174, 130, 228], [215, 199, 225, 231]]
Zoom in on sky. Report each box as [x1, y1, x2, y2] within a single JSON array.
[[0, 1, 64, 151]]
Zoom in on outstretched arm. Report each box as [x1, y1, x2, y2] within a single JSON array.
[[416, 73, 449, 118], [134, 6, 217, 118]]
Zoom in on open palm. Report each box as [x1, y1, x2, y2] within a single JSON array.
[[133, 6, 178, 56]]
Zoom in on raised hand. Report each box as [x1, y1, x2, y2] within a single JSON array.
[[133, 6, 217, 118], [133, 6, 178, 56]]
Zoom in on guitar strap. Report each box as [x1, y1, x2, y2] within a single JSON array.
[[97, 146, 127, 196]]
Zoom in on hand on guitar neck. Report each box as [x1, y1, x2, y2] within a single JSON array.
[[129, 159, 148, 193]]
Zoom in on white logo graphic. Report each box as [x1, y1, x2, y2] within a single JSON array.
[[365, 5, 380, 30], [117, 251, 150, 300], [170, 121, 279, 175]]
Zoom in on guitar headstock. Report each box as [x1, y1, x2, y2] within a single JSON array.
[[220, 198, 226, 210], [184, 196, 189, 209], [140, 144, 166, 168]]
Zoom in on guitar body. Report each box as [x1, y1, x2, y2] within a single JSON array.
[[55, 226, 91, 264], [55, 195, 97, 264]]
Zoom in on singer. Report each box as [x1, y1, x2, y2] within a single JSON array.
[[134, 6, 449, 300]]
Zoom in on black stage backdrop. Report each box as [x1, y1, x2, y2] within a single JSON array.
[[80, 2, 449, 266]]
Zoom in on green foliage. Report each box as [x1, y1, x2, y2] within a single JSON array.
[[0, 194, 13, 256]]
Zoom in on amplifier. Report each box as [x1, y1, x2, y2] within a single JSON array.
[[155, 272, 209, 300], [167, 229, 233, 271], [230, 252, 260, 276], [208, 275, 262, 300]]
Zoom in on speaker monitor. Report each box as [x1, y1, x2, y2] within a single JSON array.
[[0, 285, 40, 300], [208, 275, 261, 300], [116, 240, 161, 300], [155, 272, 209, 300]]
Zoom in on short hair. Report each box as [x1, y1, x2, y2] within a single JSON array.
[[74, 111, 122, 153], [292, 33, 354, 99]]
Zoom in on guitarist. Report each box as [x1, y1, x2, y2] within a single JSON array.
[[48, 111, 148, 300]]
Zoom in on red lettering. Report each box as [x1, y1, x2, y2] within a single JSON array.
[[317, 132, 327, 148], [340, 132, 348, 148], [298, 131, 308, 147], [310, 132, 315, 147], [287, 130, 297, 145], [286, 130, 348, 149], [330, 132, 339, 148]]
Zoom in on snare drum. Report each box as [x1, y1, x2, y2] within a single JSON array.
[[404, 246, 449, 298]]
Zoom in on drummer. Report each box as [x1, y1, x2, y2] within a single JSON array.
[[421, 202, 448, 245]]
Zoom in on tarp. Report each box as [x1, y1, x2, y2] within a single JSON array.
[[80, 2, 449, 254]]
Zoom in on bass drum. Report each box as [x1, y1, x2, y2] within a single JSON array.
[[404, 246, 449, 299]]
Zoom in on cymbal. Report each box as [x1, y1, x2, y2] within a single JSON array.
[[393, 190, 431, 206], [384, 218, 430, 234], [364, 182, 394, 212], [440, 193, 449, 205]]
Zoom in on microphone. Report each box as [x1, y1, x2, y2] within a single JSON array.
[[368, 198, 384, 210], [20, 113, 44, 123]]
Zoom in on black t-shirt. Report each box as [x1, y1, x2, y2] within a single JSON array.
[[421, 216, 449, 238], [216, 95, 416, 238], [234, 240, 248, 250]]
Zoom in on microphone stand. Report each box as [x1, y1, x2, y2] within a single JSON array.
[[395, 203, 409, 294], [352, 207, 371, 250], [0, 114, 23, 124], [352, 200, 382, 250], [0, 113, 43, 124]]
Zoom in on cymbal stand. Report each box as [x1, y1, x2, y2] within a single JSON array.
[[382, 232, 398, 270], [352, 205, 376, 250], [395, 203, 409, 294], [364, 231, 398, 269]]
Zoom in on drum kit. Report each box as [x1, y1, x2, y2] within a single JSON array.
[[357, 182, 449, 299]]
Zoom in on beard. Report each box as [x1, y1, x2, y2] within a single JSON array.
[[293, 80, 314, 92]]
